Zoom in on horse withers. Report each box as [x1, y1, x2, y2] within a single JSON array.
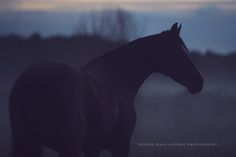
[[9, 23, 203, 157]]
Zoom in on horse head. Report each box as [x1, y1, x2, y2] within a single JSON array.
[[149, 23, 203, 94]]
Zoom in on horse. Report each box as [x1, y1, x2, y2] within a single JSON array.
[[9, 23, 203, 157]]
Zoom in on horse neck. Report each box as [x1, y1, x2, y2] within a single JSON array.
[[84, 39, 155, 100]]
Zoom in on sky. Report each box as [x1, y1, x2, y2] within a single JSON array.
[[1, 0, 236, 12], [0, 0, 236, 54]]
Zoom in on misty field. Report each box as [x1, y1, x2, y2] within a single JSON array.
[[1, 73, 236, 157]]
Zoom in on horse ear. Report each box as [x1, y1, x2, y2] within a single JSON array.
[[177, 23, 181, 35], [170, 23, 178, 32], [170, 22, 181, 36]]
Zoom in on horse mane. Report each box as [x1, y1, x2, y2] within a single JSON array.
[[84, 30, 171, 68]]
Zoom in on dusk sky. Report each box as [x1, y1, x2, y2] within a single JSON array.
[[0, 0, 236, 53], [1, 0, 236, 12]]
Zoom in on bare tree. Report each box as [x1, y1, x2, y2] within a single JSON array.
[[75, 9, 143, 41]]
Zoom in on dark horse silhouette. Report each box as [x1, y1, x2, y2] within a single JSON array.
[[9, 23, 203, 157]]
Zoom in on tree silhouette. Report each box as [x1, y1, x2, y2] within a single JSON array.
[[75, 9, 140, 41]]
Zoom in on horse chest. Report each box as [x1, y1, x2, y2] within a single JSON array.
[[83, 72, 120, 147]]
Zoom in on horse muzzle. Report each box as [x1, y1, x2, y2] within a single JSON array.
[[188, 77, 204, 94]]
